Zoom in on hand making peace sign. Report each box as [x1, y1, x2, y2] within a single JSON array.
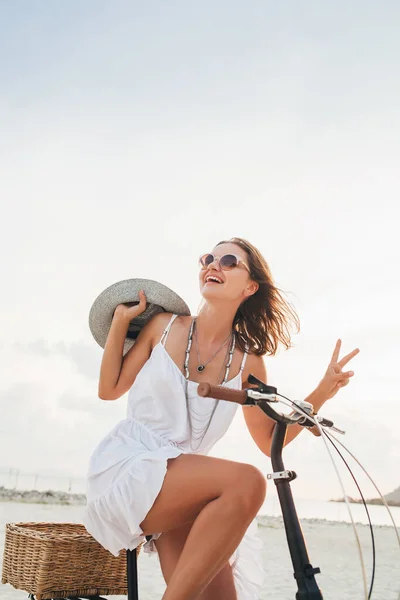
[[318, 340, 360, 401]]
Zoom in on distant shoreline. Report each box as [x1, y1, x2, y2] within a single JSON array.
[[330, 497, 400, 508], [2, 485, 400, 510], [1, 486, 398, 531], [0, 486, 86, 505]]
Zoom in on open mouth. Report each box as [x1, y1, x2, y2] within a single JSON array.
[[205, 275, 224, 284]]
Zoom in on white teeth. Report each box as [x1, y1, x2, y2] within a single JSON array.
[[206, 276, 223, 283]]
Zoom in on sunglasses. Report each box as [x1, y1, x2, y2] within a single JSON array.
[[199, 253, 250, 272]]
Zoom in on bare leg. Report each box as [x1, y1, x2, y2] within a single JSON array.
[[161, 490, 261, 599], [140, 454, 266, 600], [155, 521, 237, 600], [197, 563, 237, 600]]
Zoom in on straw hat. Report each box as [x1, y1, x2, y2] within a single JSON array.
[[89, 278, 191, 355]]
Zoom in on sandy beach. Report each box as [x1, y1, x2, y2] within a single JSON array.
[[1, 500, 399, 600]]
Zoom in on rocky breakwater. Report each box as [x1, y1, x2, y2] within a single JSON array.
[[0, 486, 86, 505]]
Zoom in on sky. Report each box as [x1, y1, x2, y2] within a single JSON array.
[[0, 1, 399, 503]]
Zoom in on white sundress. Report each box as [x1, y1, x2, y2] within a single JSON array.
[[83, 314, 266, 599]]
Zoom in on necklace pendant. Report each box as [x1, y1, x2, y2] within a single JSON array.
[[197, 365, 205, 372]]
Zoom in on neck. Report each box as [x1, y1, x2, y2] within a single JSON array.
[[195, 302, 237, 345]]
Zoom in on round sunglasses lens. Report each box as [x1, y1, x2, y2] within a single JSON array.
[[219, 254, 238, 269], [200, 254, 215, 267]]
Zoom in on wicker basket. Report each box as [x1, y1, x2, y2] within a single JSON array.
[[1, 522, 142, 599]]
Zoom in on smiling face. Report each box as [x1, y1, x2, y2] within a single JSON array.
[[198, 242, 259, 305]]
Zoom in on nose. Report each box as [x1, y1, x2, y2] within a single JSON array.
[[207, 256, 221, 271]]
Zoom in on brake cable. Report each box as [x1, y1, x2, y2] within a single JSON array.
[[276, 392, 400, 599], [277, 393, 369, 600]]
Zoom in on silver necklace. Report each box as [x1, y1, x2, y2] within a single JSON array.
[[184, 318, 236, 451], [194, 323, 231, 372]]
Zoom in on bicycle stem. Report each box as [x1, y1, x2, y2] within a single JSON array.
[[269, 418, 324, 600]]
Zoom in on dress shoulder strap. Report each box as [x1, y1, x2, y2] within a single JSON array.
[[160, 314, 179, 346], [239, 345, 250, 372]]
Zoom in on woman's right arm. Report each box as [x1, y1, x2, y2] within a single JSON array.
[[98, 290, 170, 400]]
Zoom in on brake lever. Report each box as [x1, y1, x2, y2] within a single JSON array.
[[315, 416, 346, 435], [245, 389, 279, 404], [247, 374, 277, 395]]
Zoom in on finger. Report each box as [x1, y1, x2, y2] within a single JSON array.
[[333, 370, 354, 380], [309, 427, 322, 437], [343, 370, 354, 378], [338, 348, 360, 368], [338, 378, 350, 388], [330, 339, 341, 364]]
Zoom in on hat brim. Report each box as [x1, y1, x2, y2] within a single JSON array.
[[89, 278, 191, 355]]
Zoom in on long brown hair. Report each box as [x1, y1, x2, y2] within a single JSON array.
[[217, 237, 300, 356]]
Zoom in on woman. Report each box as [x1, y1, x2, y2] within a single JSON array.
[[83, 237, 359, 600]]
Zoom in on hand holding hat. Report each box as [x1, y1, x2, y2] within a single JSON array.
[[114, 289, 147, 323], [89, 278, 191, 356]]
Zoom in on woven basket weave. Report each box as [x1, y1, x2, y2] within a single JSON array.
[[1, 522, 142, 600]]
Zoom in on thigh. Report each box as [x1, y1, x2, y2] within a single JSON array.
[[155, 521, 237, 600], [139, 453, 266, 536]]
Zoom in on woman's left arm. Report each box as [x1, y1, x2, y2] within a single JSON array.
[[242, 340, 360, 456]]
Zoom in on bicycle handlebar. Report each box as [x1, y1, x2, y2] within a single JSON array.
[[196, 380, 345, 438], [197, 382, 247, 404]]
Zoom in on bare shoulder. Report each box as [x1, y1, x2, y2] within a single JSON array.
[[242, 351, 267, 386], [142, 312, 192, 349], [119, 311, 174, 367], [142, 312, 174, 348], [171, 314, 194, 331]]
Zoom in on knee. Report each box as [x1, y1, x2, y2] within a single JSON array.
[[232, 464, 267, 512]]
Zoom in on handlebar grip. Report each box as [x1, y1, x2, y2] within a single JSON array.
[[197, 383, 248, 405]]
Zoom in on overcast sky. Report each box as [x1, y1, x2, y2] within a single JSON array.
[[0, 1, 399, 502]]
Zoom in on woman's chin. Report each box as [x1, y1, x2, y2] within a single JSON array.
[[200, 284, 226, 300]]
